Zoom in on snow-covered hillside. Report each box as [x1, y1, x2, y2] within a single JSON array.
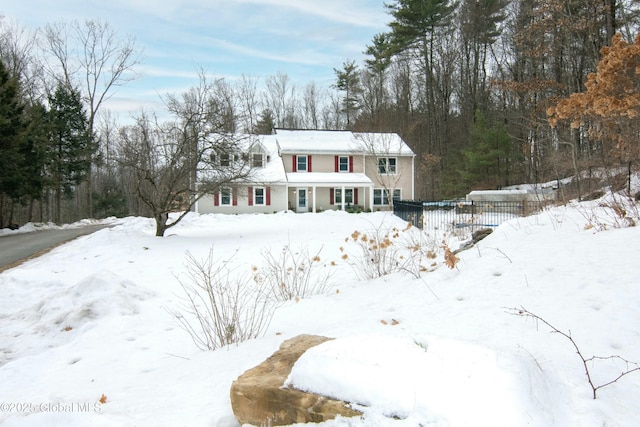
[[1, 201, 639, 426]]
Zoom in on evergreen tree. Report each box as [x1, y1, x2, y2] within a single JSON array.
[[384, 0, 459, 196], [333, 60, 362, 128], [461, 110, 512, 189], [254, 109, 276, 134], [19, 102, 50, 219], [46, 84, 94, 223], [0, 58, 26, 227]]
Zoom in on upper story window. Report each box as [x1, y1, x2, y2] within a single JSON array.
[[378, 157, 397, 175], [218, 153, 239, 167], [296, 155, 308, 172], [335, 155, 353, 172], [252, 153, 264, 168], [338, 156, 349, 172]]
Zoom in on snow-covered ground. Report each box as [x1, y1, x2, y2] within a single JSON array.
[[1, 198, 640, 426]]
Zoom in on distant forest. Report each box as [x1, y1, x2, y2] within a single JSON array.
[[2, 0, 640, 227]]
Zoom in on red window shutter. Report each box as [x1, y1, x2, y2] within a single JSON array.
[[335, 156, 339, 172], [330, 188, 334, 205], [354, 188, 359, 205], [214, 192, 219, 206], [232, 188, 238, 206], [307, 155, 312, 172], [349, 156, 354, 172], [248, 187, 253, 206], [266, 187, 271, 206], [292, 156, 297, 172]]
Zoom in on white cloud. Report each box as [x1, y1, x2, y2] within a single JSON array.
[[236, 0, 388, 28]]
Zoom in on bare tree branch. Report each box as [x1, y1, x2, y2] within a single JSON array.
[[508, 306, 640, 399]]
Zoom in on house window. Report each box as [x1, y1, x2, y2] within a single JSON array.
[[378, 157, 397, 174], [373, 188, 401, 205], [220, 153, 230, 167], [220, 187, 232, 206], [338, 156, 349, 172], [296, 155, 308, 172], [334, 188, 354, 205], [254, 187, 265, 205], [252, 153, 263, 168]]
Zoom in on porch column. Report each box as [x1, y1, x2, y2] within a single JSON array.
[[312, 185, 317, 213], [286, 185, 290, 211], [341, 185, 346, 211], [370, 186, 374, 211]]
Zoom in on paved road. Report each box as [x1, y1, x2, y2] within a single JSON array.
[[0, 225, 111, 272]]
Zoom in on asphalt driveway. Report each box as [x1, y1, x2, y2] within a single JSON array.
[[0, 225, 111, 272]]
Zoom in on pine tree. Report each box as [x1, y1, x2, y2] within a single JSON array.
[[0, 58, 26, 227], [46, 84, 94, 223], [461, 110, 512, 189], [254, 109, 276, 134], [19, 102, 50, 220], [333, 60, 362, 128]]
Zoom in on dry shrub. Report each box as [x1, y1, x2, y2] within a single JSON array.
[[253, 245, 334, 301], [168, 249, 276, 351]]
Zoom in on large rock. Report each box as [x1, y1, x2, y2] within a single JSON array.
[[230, 334, 362, 426]]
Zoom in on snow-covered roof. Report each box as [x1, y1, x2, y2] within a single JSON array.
[[287, 172, 373, 186], [274, 129, 414, 156], [197, 134, 287, 184], [252, 135, 286, 183]]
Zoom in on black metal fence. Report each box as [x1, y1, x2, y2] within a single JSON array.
[[393, 200, 544, 231]]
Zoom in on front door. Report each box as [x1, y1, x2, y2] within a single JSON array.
[[297, 188, 308, 213]]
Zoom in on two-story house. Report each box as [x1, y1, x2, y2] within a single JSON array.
[[195, 129, 415, 214]]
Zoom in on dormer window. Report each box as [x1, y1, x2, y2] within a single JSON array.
[[252, 153, 264, 168], [219, 152, 240, 167]]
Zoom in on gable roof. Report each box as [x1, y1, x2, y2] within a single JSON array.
[[274, 129, 414, 156], [198, 134, 286, 184], [247, 135, 286, 183]]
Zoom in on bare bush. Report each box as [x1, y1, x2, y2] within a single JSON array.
[[578, 190, 638, 231], [253, 245, 334, 301], [168, 249, 276, 351], [509, 306, 640, 399], [340, 222, 440, 279]]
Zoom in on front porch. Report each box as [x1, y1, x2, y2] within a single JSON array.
[[286, 173, 374, 213]]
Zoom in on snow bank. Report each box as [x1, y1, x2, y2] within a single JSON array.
[[286, 334, 566, 426], [0, 272, 153, 366]]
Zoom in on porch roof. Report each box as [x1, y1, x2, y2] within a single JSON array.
[[286, 172, 373, 187]]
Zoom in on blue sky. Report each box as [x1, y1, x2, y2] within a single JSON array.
[[2, 0, 389, 119]]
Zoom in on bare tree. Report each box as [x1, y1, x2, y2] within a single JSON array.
[[117, 74, 259, 236], [39, 19, 141, 217], [264, 71, 299, 128], [236, 74, 260, 133], [302, 81, 323, 129], [0, 17, 42, 103], [211, 78, 238, 133], [354, 132, 408, 204]]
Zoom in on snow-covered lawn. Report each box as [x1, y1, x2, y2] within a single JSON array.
[[1, 204, 639, 426]]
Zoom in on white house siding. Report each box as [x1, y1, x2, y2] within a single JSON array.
[[196, 130, 415, 215], [196, 185, 288, 214], [363, 154, 414, 210]]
